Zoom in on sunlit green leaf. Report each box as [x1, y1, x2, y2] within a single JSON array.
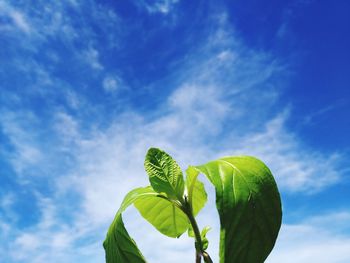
[[186, 166, 207, 216], [134, 194, 189, 238], [144, 148, 185, 200], [103, 215, 146, 263], [104, 187, 159, 263], [194, 156, 282, 263]]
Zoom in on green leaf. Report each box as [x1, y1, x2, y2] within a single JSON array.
[[103, 215, 146, 263], [194, 156, 282, 263], [144, 148, 185, 200], [187, 224, 195, 238], [201, 226, 211, 250], [186, 166, 207, 216], [188, 225, 211, 250], [134, 194, 189, 238], [104, 187, 160, 263], [201, 226, 211, 237]]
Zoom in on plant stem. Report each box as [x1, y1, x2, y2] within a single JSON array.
[[196, 251, 202, 263], [182, 198, 212, 263], [203, 251, 213, 263], [187, 207, 203, 248]]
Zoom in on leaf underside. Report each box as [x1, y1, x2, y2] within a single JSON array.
[[193, 156, 282, 263], [103, 186, 191, 263], [103, 187, 154, 263], [103, 215, 146, 263], [134, 194, 189, 238]]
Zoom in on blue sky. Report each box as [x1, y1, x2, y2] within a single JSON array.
[[0, 0, 349, 262]]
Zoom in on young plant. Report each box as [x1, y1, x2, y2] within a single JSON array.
[[104, 148, 282, 263]]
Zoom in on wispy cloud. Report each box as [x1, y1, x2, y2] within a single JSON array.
[[0, 1, 31, 33], [0, 110, 43, 178], [82, 46, 103, 70], [268, 211, 350, 263], [137, 0, 180, 14], [302, 99, 349, 126], [102, 75, 124, 93], [233, 112, 342, 192], [0, 0, 120, 80], [9, 10, 31, 33]]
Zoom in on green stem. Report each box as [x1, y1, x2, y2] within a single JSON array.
[[196, 251, 202, 263], [182, 197, 212, 263], [187, 206, 203, 255], [203, 251, 213, 263]]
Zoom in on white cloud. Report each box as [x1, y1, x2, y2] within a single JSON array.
[[83, 47, 103, 70], [0, 111, 43, 176], [5, 193, 97, 262], [1, 0, 120, 72], [0, 2, 31, 33], [139, 0, 180, 14], [232, 112, 341, 192], [302, 99, 348, 126], [307, 211, 350, 229], [15, 233, 40, 251], [64, 89, 82, 109], [268, 212, 350, 263], [54, 111, 79, 145], [102, 76, 121, 92], [10, 10, 31, 33]]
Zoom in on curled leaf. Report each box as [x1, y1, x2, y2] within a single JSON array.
[[201, 226, 211, 250], [104, 187, 154, 263], [194, 156, 282, 263], [186, 166, 207, 216]]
